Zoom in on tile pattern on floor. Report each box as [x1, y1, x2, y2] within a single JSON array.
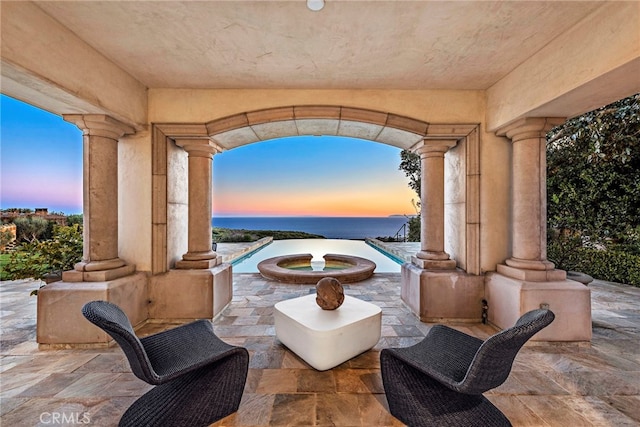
[[1, 274, 639, 426]]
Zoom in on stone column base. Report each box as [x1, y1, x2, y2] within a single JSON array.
[[497, 263, 566, 282], [148, 263, 232, 320], [175, 257, 222, 269], [401, 263, 485, 322], [485, 272, 592, 342], [36, 272, 148, 347], [411, 256, 457, 270], [62, 264, 136, 282]]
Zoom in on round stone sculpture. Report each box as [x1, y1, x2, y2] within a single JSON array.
[[315, 277, 345, 310]]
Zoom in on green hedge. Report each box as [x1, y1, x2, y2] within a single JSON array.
[[549, 243, 640, 287], [212, 227, 324, 242]]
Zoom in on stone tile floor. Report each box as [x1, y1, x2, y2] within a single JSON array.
[[1, 274, 639, 426]]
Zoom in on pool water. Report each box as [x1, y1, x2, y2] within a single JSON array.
[[232, 239, 403, 273]]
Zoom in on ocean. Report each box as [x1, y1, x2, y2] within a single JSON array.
[[211, 216, 411, 240]]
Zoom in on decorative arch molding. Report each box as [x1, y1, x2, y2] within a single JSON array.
[[151, 105, 480, 275], [155, 105, 477, 150]]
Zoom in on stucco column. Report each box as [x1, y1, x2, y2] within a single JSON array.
[[411, 139, 457, 270], [487, 118, 591, 342], [496, 117, 566, 281], [62, 114, 136, 282], [175, 138, 221, 269]]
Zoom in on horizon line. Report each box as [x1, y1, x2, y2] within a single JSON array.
[[0, 207, 415, 218]]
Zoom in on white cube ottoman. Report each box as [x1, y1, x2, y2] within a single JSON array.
[[274, 294, 382, 371]]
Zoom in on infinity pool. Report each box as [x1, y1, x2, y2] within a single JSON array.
[[232, 239, 403, 273]]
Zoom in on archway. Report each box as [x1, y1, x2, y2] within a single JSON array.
[[151, 105, 481, 321]]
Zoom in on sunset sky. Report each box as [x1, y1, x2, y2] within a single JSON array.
[[1, 95, 416, 217]]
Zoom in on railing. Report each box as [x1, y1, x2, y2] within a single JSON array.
[[393, 222, 408, 242]]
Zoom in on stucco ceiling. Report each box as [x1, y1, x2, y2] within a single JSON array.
[[34, 1, 604, 90]]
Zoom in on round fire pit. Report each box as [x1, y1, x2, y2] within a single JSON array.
[[257, 253, 376, 284]]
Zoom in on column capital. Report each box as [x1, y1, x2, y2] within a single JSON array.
[[496, 117, 565, 142], [63, 114, 135, 140], [175, 138, 223, 158], [413, 139, 457, 157]]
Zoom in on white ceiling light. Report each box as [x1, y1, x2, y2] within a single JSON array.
[[307, 0, 325, 12]]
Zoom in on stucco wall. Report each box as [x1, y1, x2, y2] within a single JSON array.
[[148, 89, 485, 124], [444, 138, 467, 270], [166, 140, 189, 269], [119, 131, 152, 272], [479, 129, 511, 272]]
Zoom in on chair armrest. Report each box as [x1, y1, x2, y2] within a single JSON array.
[[140, 320, 247, 383], [387, 325, 483, 387]]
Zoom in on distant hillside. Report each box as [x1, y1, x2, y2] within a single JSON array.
[[212, 227, 325, 242]]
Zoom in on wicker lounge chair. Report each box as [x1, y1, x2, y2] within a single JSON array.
[[380, 309, 555, 427], [82, 301, 249, 427]]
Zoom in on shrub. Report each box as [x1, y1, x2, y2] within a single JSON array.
[[40, 224, 83, 274], [407, 215, 420, 242], [549, 238, 640, 287], [1, 224, 83, 281], [1, 240, 51, 280], [13, 216, 49, 242], [66, 214, 83, 227], [546, 94, 639, 288]]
